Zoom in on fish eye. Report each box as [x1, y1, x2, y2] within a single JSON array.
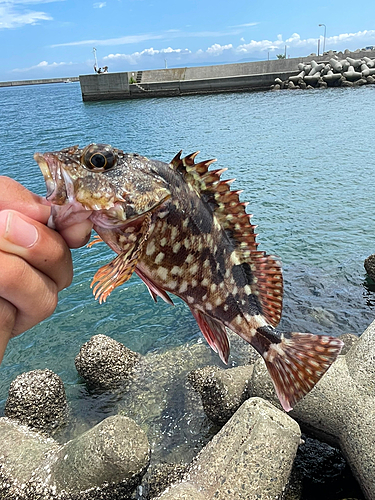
[[82, 144, 117, 172]]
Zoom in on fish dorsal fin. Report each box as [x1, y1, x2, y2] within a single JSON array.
[[170, 151, 283, 327]]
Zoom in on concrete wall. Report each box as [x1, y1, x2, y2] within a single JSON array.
[[0, 77, 79, 87], [79, 72, 130, 101]]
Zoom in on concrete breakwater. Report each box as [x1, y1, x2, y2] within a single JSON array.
[[79, 48, 375, 101], [0, 77, 79, 87], [272, 53, 375, 90], [0, 325, 372, 499]]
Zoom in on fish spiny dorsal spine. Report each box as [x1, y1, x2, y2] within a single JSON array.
[[169, 151, 284, 327]]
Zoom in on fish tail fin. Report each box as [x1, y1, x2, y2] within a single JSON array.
[[259, 329, 343, 411]]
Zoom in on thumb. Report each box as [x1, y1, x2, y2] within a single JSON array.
[[0, 297, 16, 364]]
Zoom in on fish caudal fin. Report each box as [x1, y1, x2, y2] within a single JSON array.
[[262, 332, 343, 412]]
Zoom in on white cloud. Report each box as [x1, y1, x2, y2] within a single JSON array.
[[51, 33, 164, 48], [0, 5, 52, 28], [93, 2, 106, 7], [98, 29, 375, 71], [11, 60, 73, 72], [0, 0, 62, 29], [230, 22, 259, 28], [104, 47, 191, 65], [206, 43, 233, 56], [50, 27, 244, 48]]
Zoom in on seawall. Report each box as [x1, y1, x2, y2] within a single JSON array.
[[79, 49, 375, 102], [0, 77, 79, 88]]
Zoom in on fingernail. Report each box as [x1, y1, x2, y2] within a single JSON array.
[[0, 211, 38, 248]]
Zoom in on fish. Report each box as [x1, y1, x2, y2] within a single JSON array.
[[34, 143, 343, 411]]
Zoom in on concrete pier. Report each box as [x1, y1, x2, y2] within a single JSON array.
[[0, 77, 79, 88], [79, 49, 375, 101]]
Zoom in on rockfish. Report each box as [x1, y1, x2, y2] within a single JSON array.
[[35, 143, 343, 411]]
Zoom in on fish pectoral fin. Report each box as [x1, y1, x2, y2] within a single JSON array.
[[87, 235, 103, 248], [91, 213, 152, 304], [91, 252, 138, 304], [262, 331, 343, 412], [189, 308, 230, 364]]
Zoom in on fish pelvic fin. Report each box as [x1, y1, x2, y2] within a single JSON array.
[[261, 330, 343, 412], [189, 308, 230, 364]]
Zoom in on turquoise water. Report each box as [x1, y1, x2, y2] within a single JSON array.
[[1, 83, 375, 436]]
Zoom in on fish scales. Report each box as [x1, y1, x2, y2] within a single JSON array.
[[34, 143, 343, 411]]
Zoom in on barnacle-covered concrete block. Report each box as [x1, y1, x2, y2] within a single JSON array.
[[188, 364, 253, 425], [156, 397, 301, 500], [4, 368, 67, 433], [0, 414, 150, 499], [75, 334, 141, 389], [250, 323, 375, 500]]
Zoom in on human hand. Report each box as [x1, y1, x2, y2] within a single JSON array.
[[0, 176, 93, 364]]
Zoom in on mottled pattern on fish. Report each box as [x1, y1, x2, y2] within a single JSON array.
[[35, 143, 343, 411]]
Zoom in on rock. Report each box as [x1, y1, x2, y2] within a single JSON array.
[[272, 84, 281, 91], [341, 79, 354, 87], [317, 79, 328, 89], [274, 77, 283, 84], [157, 398, 301, 500], [290, 435, 360, 499], [353, 77, 368, 86], [288, 81, 296, 89], [188, 364, 253, 425], [4, 369, 67, 434], [75, 334, 141, 389], [0, 415, 150, 499], [367, 75, 375, 84], [249, 321, 375, 500]]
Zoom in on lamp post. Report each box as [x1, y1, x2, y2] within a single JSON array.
[[319, 24, 326, 55]]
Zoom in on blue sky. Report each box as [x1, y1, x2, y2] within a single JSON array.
[[1, 0, 375, 81]]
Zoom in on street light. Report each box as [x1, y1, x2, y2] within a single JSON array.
[[319, 24, 326, 55]]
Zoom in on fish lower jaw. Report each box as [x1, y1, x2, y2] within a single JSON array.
[[48, 203, 93, 231]]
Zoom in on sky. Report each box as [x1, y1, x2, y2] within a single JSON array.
[[1, 0, 375, 82]]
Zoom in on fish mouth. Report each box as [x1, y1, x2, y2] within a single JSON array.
[[34, 152, 56, 198], [34, 151, 93, 231]]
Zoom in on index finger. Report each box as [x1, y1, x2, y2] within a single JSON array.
[[0, 176, 51, 225]]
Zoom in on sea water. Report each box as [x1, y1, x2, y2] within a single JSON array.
[[0, 82, 374, 439]]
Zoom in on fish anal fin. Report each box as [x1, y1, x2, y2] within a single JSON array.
[[189, 308, 230, 364], [263, 332, 344, 411], [135, 267, 174, 306]]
